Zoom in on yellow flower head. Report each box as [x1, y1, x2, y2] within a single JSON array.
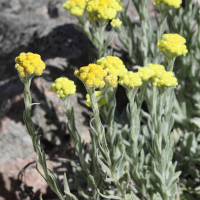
[[154, 0, 182, 8], [119, 71, 142, 89], [86, 0, 123, 21], [110, 18, 122, 28], [105, 74, 118, 87], [157, 34, 188, 60], [86, 91, 107, 107], [152, 71, 178, 87], [50, 77, 76, 98], [75, 64, 107, 89], [138, 66, 155, 81], [97, 56, 127, 77], [15, 52, 46, 78], [119, 63, 178, 89], [143, 63, 178, 87], [62, 0, 87, 16]]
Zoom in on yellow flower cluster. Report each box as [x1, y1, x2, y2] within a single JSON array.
[[119, 72, 142, 89], [110, 18, 122, 28], [119, 64, 178, 89], [15, 52, 46, 78], [97, 56, 127, 77], [86, 91, 107, 107], [152, 71, 178, 87], [138, 66, 155, 81], [74, 64, 107, 89], [50, 77, 76, 98], [154, 0, 182, 8], [157, 34, 188, 59], [62, 0, 86, 16], [105, 74, 118, 87], [86, 0, 123, 21], [139, 64, 178, 87]]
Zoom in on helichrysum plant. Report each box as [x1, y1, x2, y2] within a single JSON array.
[[62, 0, 123, 58], [15, 52, 77, 200], [14, 0, 200, 199], [166, 1, 200, 198]]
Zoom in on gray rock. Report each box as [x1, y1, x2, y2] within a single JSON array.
[[0, 120, 34, 166]]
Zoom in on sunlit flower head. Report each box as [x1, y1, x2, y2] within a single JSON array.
[[74, 64, 107, 89], [157, 34, 188, 60], [62, 0, 87, 16], [142, 63, 178, 87], [97, 56, 127, 77], [15, 52, 45, 78], [154, 0, 182, 9], [119, 71, 142, 89], [50, 77, 76, 98], [86, 0, 123, 21], [110, 18, 122, 28]]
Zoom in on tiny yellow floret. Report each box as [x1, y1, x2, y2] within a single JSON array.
[[26, 65, 35, 74], [50, 77, 76, 98]]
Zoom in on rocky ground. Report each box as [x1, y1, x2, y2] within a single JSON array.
[[0, 0, 155, 199]]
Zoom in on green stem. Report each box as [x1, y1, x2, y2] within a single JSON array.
[[96, 84, 110, 102], [63, 96, 100, 200], [126, 88, 139, 159], [23, 77, 65, 200], [88, 87, 129, 199], [77, 16, 98, 48], [88, 88, 104, 136], [167, 58, 175, 71], [98, 21, 106, 59], [155, 8, 168, 63], [23, 75, 34, 110], [156, 9, 168, 42]]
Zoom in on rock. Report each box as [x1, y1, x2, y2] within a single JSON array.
[[0, 119, 34, 166], [47, 0, 59, 18]]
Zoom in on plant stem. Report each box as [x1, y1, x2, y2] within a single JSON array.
[[167, 58, 175, 71], [23, 76, 66, 200]]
